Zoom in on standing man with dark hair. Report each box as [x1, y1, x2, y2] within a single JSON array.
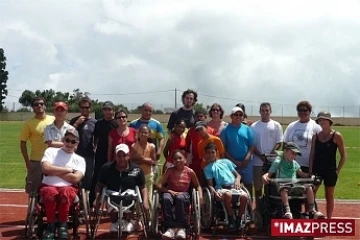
[[70, 97, 97, 192], [89, 101, 118, 207], [19, 97, 55, 195], [166, 89, 197, 136]]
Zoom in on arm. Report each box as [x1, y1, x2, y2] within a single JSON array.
[[57, 171, 84, 185], [41, 161, 72, 176], [207, 179, 217, 195], [308, 134, 317, 174], [185, 129, 192, 153], [166, 112, 176, 137], [271, 122, 284, 153], [107, 135, 113, 162], [44, 126, 64, 148], [190, 170, 203, 201], [335, 132, 347, 174], [157, 169, 171, 193], [297, 169, 311, 178], [93, 181, 105, 209], [150, 145, 157, 162], [20, 141, 31, 170], [162, 138, 171, 160], [156, 124, 166, 159], [232, 169, 241, 189]]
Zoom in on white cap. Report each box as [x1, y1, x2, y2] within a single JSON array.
[[231, 107, 244, 115], [115, 144, 130, 154]]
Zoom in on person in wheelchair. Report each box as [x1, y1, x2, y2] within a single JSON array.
[[93, 143, 150, 233], [158, 150, 203, 240], [262, 142, 325, 219], [203, 143, 248, 230], [39, 128, 86, 239]]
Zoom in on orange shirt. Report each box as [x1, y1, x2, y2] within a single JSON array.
[[198, 135, 225, 169], [185, 126, 215, 161]]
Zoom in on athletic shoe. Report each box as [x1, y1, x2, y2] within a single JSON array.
[[176, 228, 186, 239], [57, 223, 69, 239], [283, 212, 293, 219], [162, 228, 175, 239]]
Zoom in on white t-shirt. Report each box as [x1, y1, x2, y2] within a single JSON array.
[[41, 147, 86, 187], [283, 119, 322, 167], [251, 119, 284, 166]]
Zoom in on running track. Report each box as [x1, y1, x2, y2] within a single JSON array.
[[1, 190, 359, 240]]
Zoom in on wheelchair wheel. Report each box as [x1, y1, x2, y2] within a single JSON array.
[[253, 209, 263, 231], [191, 189, 201, 239], [91, 201, 105, 239], [136, 186, 149, 239], [25, 192, 37, 239], [150, 190, 159, 234], [201, 187, 213, 230], [80, 189, 91, 238], [117, 200, 124, 240]]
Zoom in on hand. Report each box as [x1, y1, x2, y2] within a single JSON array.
[[262, 175, 270, 185], [214, 192, 222, 201], [242, 160, 249, 168], [76, 116, 86, 126], [234, 181, 241, 190], [156, 152, 161, 160], [143, 201, 150, 212], [336, 169, 340, 175], [235, 162, 243, 168], [168, 190, 180, 196], [25, 161, 31, 171]]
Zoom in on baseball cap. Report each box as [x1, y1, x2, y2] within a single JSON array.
[[102, 101, 114, 109], [231, 107, 244, 115], [115, 144, 130, 154], [316, 111, 333, 124], [54, 101, 68, 111], [284, 142, 302, 156], [65, 128, 79, 139], [195, 121, 207, 130]]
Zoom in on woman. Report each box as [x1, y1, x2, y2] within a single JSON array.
[[283, 101, 321, 173], [163, 119, 187, 173], [207, 103, 228, 137], [107, 110, 137, 161], [236, 103, 253, 126], [158, 150, 203, 240], [309, 111, 346, 219]]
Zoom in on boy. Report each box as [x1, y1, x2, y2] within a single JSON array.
[[262, 142, 325, 219], [203, 143, 248, 229]]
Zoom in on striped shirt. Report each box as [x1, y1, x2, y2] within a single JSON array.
[[44, 121, 75, 142]]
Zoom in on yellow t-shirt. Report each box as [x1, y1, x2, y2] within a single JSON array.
[[19, 115, 55, 161]]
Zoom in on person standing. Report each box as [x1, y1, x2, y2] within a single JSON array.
[[236, 103, 253, 126], [19, 97, 55, 194], [251, 102, 283, 206], [70, 97, 97, 192], [166, 89, 197, 136], [89, 101, 118, 207], [283, 101, 321, 173], [309, 112, 347, 219]]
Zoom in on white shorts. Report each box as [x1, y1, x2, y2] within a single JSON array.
[[216, 188, 248, 205]]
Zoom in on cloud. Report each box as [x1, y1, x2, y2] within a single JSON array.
[[1, 0, 359, 116]]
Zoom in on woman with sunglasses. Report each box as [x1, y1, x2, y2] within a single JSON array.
[[107, 110, 137, 161], [283, 101, 322, 173], [207, 103, 228, 137]]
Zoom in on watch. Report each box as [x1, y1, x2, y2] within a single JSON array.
[[72, 169, 77, 174]]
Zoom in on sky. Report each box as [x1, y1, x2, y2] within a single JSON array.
[[1, 0, 360, 117]]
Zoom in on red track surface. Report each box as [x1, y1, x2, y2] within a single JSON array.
[[1, 191, 359, 240]]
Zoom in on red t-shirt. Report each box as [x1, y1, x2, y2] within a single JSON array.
[[185, 126, 215, 162], [166, 133, 187, 164], [109, 127, 137, 159]]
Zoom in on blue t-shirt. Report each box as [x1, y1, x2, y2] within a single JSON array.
[[204, 159, 236, 190], [129, 118, 165, 148], [220, 123, 255, 162], [268, 157, 301, 179]]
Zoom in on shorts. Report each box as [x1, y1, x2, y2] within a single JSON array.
[[25, 161, 42, 194], [315, 170, 338, 187], [107, 189, 137, 213], [276, 183, 308, 196], [253, 166, 264, 191], [216, 188, 248, 203], [236, 166, 253, 185]]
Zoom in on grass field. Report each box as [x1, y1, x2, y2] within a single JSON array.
[[0, 121, 359, 199]]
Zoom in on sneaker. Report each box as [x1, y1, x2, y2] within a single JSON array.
[[283, 212, 293, 219], [176, 228, 186, 239], [57, 223, 69, 239], [312, 211, 326, 219], [42, 223, 55, 240], [110, 222, 118, 232], [125, 221, 135, 233], [162, 228, 175, 239]]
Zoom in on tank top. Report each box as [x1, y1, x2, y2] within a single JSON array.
[[132, 142, 154, 175], [167, 166, 192, 192], [313, 132, 338, 172], [166, 133, 187, 164]]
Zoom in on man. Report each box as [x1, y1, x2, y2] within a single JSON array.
[[39, 129, 86, 239], [220, 107, 255, 198], [44, 101, 75, 148], [20, 97, 55, 195], [129, 102, 165, 160], [70, 97, 97, 192], [89, 101, 118, 207], [166, 89, 197, 136], [93, 144, 149, 233], [251, 102, 283, 206]]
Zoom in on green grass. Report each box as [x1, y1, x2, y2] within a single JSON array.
[[0, 122, 359, 199]]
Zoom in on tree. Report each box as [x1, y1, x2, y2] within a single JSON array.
[[193, 102, 207, 113], [153, 109, 164, 114], [19, 90, 36, 107], [0, 48, 9, 112]]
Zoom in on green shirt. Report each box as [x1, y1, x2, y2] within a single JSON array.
[[268, 157, 300, 179]]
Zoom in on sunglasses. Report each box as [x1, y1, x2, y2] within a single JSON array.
[[116, 116, 127, 119], [33, 102, 44, 107], [212, 109, 220, 112], [233, 113, 244, 117], [80, 106, 90, 109], [64, 138, 78, 144]]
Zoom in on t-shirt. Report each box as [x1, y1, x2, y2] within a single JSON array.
[[204, 159, 236, 190], [129, 118, 165, 148], [283, 119, 322, 167], [97, 162, 146, 192], [185, 126, 215, 161], [44, 121, 75, 143], [109, 127, 137, 160], [41, 147, 86, 187], [197, 135, 225, 163], [251, 119, 284, 166], [268, 157, 300, 179], [131, 142, 155, 175], [166, 166, 193, 192], [69, 116, 96, 157], [167, 108, 195, 131], [19, 115, 55, 161], [166, 133, 187, 164], [93, 118, 118, 162], [220, 124, 255, 162]]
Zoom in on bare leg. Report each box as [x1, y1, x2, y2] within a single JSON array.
[[325, 186, 335, 219]]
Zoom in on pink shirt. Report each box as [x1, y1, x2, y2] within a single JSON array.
[[167, 166, 192, 192]]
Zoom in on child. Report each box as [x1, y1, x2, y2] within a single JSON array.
[[130, 124, 156, 208], [163, 119, 187, 173], [262, 142, 325, 219], [158, 150, 203, 240], [203, 143, 248, 230]]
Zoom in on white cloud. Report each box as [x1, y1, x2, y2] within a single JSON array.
[[1, 0, 360, 117]]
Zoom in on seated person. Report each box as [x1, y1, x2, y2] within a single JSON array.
[[93, 143, 149, 233], [262, 142, 325, 219], [158, 150, 203, 240], [203, 143, 248, 230], [40, 129, 86, 239]]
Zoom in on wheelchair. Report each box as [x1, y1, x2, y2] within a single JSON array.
[[253, 153, 321, 238], [91, 185, 149, 240], [149, 188, 202, 240], [201, 183, 252, 237], [24, 186, 91, 239]]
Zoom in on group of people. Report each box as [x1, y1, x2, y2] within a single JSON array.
[[19, 89, 347, 239]]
